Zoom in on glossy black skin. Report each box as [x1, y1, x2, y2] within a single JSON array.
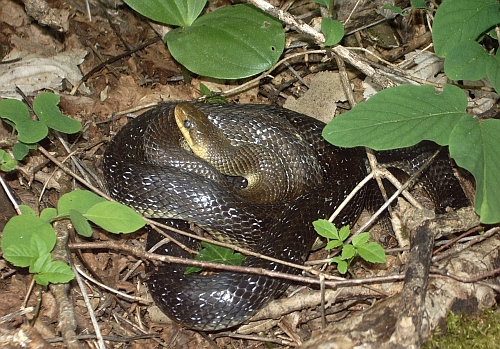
[[103, 103, 468, 331]]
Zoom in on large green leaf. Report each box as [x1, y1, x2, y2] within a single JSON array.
[[84, 201, 145, 234], [57, 190, 106, 216], [322, 84, 468, 150], [1, 215, 55, 252], [165, 4, 285, 79], [2, 245, 37, 268], [486, 54, 500, 93], [444, 41, 489, 81], [123, 0, 206, 27], [450, 117, 500, 224], [433, 0, 500, 57]]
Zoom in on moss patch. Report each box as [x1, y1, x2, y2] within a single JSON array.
[[424, 308, 500, 349]]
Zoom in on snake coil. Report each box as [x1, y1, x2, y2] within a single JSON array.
[[103, 102, 468, 331]]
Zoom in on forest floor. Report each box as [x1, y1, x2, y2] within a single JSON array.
[[0, 0, 498, 348]]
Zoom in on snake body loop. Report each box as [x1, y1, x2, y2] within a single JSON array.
[[103, 102, 468, 331]]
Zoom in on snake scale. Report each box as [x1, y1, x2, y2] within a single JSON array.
[[103, 102, 468, 331]]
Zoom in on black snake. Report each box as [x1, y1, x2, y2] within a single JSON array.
[[102, 102, 468, 331]]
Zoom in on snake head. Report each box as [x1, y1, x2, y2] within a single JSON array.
[[174, 102, 222, 158]]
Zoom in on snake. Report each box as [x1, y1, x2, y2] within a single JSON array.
[[102, 102, 469, 331]]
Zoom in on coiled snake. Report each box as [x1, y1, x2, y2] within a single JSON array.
[[103, 102, 468, 331]]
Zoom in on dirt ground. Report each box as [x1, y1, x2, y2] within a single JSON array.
[[0, 0, 498, 348]]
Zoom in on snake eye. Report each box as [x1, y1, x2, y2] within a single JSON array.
[[183, 120, 191, 128]]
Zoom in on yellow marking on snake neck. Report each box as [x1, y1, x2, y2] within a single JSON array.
[[174, 102, 211, 158]]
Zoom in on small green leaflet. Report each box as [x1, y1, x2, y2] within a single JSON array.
[[313, 220, 386, 274], [322, 18, 344, 46], [184, 242, 245, 274], [0, 149, 17, 171], [356, 243, 386, 263], [33, 261, 75, 286], [33, 92, 82, 134], [70, 209, 93, 237], [313, 219, 340, 240]]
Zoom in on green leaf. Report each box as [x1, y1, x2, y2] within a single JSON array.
[[1, 158, 17, 171], [356, 242, 386, 263], [185, 242, 245, 274], [449, 117, 500, 224], [165, 4, 285, 79], [325, 240, 343, 250], [57, 190, 106, 216], [341, 244, 356, 260], [444, 41, 489, 81], [13, 142, 36, 161], [0, 150, 17, 171], [199, 83, 211, 95], [433, 0, 500, 57], [410, 0, 426, 9], [314, 0, 331, 10], [197, 83, 229, 103], [30, 252, 51, 274], [84, 201, 146, 233], [486, 54, 500, 93], [487, 28, 498, 40], [69, 209, 93, 237], [313, 219, 339, 240], [18, 205, 35, 216], [0, 99, 48, 143], [200, 242, 244, 265], [34, 261, 75, 286], [337, 260, 348, 274], [123, 0, 206, 27], [1, 215, 55, 252], [338, 225, 350, 242], [33, 92, 82, 134], [183, 265, 202, 274], [322, 84, 468, 150], [330, 257, 348, 274], [30, 233, 53, 256], [322, 18, 344, 46], [2, 245, 37, 267], [40, 208, 57, 222], [0, 149, 10, 162], [352, 232, 370, 247], [382, 4, 403, 15]]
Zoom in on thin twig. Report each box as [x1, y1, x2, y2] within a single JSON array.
[[245, 0, 396, 88], [74, 266, 150, 304], [432, 227, 500, 263], [328, 171, 373, 223], [70, 37, 161, 95], [72, 264, 106, 349], [352, 148, 442, 238], [0, 175, 21, 215], [68, 241, 406, 288], [196, 50, 327, 100]]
